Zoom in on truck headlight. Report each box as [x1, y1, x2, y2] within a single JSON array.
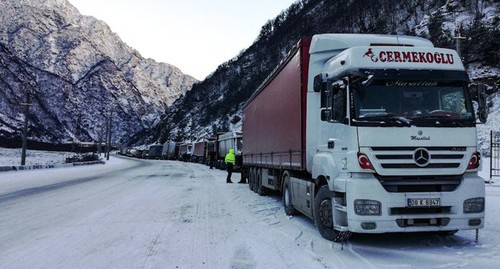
[[463, 197, 485, 213], [354, 199, 381, 215]]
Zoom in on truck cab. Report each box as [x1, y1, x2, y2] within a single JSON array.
[[309, 34, 487, 239]]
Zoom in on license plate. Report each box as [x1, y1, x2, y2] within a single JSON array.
[[407, 198, 440, 207]]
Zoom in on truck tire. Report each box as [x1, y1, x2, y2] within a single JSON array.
[[313, 185, 340, 241], [248, 167, 255, 190], [254, 168, 261, 193], [256, 169, 268, 196], [282, 173, 298, 215], [250, 167, 257, 192]]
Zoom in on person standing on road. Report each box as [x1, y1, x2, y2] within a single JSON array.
[[208, 150, 216, 169], [225, 148, 236, 183]]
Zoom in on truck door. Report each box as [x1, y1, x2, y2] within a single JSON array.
[[320, 79, 352, 173]]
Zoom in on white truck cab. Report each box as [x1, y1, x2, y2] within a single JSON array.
[[309, 34, 486, 239]]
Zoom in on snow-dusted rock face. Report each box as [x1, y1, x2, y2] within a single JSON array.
[[0, 0, 197, 145]]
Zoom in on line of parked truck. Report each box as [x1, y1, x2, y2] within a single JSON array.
[[127, 33, 490, 242], [120, 131, 242, 170]]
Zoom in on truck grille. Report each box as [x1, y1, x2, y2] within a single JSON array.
[[375, 174, 463, 192], [372, 146, 465, 170], [396, 218, 450, 227]]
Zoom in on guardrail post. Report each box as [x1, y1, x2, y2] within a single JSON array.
[[491, 130, 493, 181]]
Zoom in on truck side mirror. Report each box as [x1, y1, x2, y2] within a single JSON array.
[[472, 83, 488, 123], [478, 84, 488, 123]]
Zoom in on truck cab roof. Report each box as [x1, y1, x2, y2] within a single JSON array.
[[309, 34, 433, 54], [320, 46, 465, 81]]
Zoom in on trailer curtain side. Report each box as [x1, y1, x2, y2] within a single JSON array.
[[242, 38, 311, 170]]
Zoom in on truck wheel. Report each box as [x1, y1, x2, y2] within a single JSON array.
[[256, 169, 268, 196], [282, 174, 297, 215], [252, 168, 259, 193], [253, 168, 261, 193], [249, 168, 253, 190], [313, 185, 339, 241], [256, 168, 261, 194], [249, 167, 255, 191]]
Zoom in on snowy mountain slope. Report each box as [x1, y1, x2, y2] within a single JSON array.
[[0, 0, 197, 145], [151, 0, 499, 149]]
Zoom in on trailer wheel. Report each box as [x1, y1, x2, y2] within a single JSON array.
[[256, 169, 268, 196], [249, 167, 253, 191], [252, 167, 257, 192], [256, 168, 261, 194], [253, 168, 261, 193], [251, 167, 256, 191], [248, 167, 252, 189], [314, 185, 339, 241], [282, 173, 297, 215]]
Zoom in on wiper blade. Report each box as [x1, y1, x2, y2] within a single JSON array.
[[359, 112, 394, 118], [411, 115, 464, 127], [356, 115, 412, 127], [381, 116, 412, 127]]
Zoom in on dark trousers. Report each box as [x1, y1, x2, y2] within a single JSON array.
[[226, 163, 234, 182]]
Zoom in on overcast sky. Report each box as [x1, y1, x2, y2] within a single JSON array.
[[68, 0, 298, 80]]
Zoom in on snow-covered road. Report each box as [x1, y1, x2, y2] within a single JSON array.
[[1, 155, 500, 269]]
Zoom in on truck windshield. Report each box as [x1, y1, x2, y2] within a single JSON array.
[[352, 79, 474, 127]]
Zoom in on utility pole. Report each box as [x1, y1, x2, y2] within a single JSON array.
[[105, 114, 110, 160], [453, 23, 466, 59], [106, 111, 113, 161], [20, 91, 32, 166], [98, 124, 103, 156]]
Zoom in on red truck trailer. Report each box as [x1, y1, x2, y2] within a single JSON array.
[[243, 38, 309, 172]]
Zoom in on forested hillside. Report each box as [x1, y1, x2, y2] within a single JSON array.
[[150, 0, 498, 145]]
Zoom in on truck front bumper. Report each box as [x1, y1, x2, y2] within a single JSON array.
[[336, 173, 485, 234]]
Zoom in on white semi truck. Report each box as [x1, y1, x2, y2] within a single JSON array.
[[242, 34, 488, 241]]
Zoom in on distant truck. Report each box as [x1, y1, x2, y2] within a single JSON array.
[[179, 143, 193, 162], [162, 141, 179, 160], [147, 144, 163, 159], [217, 131, 242, 170], [192, 141, 207, 164], [242, 34, 488, 241]]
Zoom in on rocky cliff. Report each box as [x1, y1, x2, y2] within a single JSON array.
[[0, 0, 196, 146]]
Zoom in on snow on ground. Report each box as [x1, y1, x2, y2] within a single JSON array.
[[0, 147, 77, 167], [0, 148, 500, 268]]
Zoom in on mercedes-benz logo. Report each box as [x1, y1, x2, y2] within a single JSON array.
[[414, 148, 430, 167]]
